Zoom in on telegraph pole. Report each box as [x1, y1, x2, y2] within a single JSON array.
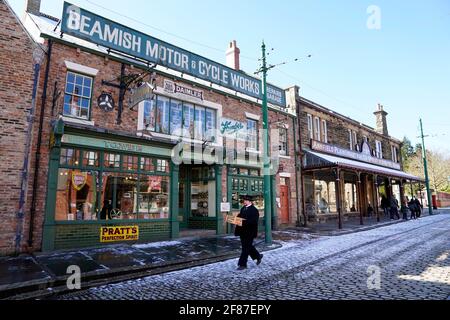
[[260, 42, 272, 245], [420, 118, 433, 215]]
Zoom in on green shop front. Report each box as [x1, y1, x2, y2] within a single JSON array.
[[42, 121, 226, 251]]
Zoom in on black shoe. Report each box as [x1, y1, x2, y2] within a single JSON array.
[[256, 254, 263, 265], [237, 266, 247, 270]]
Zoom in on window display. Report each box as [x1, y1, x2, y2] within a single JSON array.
[[55, 169, 100, 221], [138, 176, 169, 219]]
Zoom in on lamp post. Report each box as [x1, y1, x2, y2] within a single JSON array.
[[260, 42, 272, 245], [419, 118, 433, 215]]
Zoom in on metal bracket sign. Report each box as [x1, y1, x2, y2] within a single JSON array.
[[128, 82, 155, 109], [61, 2, 286, 107]]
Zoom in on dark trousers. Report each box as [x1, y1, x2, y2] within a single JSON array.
[[390, 207, 400, 220], [238, 236, 260, 267]]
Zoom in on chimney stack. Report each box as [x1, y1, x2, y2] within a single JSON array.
[[374, 103, 389, 136], [25, 0, 41, 16], [226, 40, 240, 71]]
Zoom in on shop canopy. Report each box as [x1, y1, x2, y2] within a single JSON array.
[[304, 151, 424, 182]]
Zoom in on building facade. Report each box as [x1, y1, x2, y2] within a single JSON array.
[[0, 0, 45, 255], [293, 88, 423, 227], [15, 1, 299, 252]]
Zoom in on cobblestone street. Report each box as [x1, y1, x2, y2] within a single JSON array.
[[58, 212, 450, 300]]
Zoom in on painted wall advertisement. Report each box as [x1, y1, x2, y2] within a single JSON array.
[[220, 118, 247, 141], [100, 226, 139, 242], [61, 2, 286, 107]]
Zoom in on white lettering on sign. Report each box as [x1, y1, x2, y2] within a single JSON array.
[[146, 40, 189, 71], [311, 140, 401, 170], [164, 80, 203, 100]]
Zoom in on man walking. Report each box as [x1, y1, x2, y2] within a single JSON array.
[[234, 195, 263, 270]]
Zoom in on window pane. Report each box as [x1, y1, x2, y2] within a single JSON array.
[[247, 119, 257, 150], [183, 103, 195, 138], [156, 96, 170, 134], [194, 106, 205, 140], [156, 159, 168, 173], [101, 173, 138, 220], [82, 151, 99, 167], [140, 157, 155, 172], [66, 82, 74, 95], [104, 153, 120, 168], [82, 86, 91, 98], [55, 169, 100, 221], [144, 99, 156, 131], [60, 148, 80, 166], [123, 155, 138, 171], [138, 176, 169, 219], [170, 99, 182, 136], [67, 72, 75, 84], [205, 109, 216, 142], [83, 77, 92, 89]]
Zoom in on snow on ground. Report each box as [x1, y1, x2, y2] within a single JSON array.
[[62, 213, 450, 299]]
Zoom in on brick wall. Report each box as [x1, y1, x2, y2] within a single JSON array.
[[0, 1, 42, 255], [299, 103, 402, 164]]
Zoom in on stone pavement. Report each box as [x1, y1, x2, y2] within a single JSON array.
[[0, 235, 281, 300], [57, 210, 450, 300]]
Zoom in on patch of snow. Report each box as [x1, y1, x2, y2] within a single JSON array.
[[133, 241, 183, 249]]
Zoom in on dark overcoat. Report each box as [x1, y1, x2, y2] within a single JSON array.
[[234, 205, 259, 239]]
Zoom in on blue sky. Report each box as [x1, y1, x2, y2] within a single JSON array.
[[9, 0, 450, 152]]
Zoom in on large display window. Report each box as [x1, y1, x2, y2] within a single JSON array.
[[55, 148, 170, 222]]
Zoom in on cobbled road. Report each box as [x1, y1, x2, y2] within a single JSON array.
[[58, 212, 450, 300]]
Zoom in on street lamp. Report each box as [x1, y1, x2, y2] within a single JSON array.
[[256, 41, 273, 245]]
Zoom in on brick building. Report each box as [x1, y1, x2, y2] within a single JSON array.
[[290, 87, 423, 227], [0, 0, 45, 255], [9, 1, 299, 252]]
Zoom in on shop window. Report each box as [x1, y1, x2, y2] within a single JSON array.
[[63, 71, 92, 120], [279, 128, 288, 155], [156, 96, 170, 134], [55, 169, 100, 221], [183, 103, 195, 138], [82, 151, 99, 167], [101, 173, 139, 220], [170, 99, 183, 136], [143, 99, 156, 131], [247, 119, 258, 150], [104, 153, 120, 169], [123, 155, 138, 171], [249, 169, 260, 177], [138, 175, 169, 219], [140, 157, 155, 172], [60, 148, 80, 166]]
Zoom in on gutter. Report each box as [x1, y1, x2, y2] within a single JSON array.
[[296, 98, 308, 227], [28, 39, 53, 248], [15, 50, 43, 253]]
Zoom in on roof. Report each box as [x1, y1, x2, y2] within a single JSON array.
[[304, 150, 424, 182]]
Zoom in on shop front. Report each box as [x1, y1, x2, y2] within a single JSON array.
[[303, 141, 423, 227]]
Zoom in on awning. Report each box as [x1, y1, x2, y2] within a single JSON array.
[[304, 150, 424, 182]]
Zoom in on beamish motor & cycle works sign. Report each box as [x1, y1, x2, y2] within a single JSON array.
[[60, 2, 286, 107], [100, 226, 139, 242]]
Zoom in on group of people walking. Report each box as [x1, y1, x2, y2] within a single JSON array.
[[380, 195, 423, 221]]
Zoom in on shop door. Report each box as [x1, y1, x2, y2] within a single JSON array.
[[280, 185, 290, 224], [178, 167, 190, 229]]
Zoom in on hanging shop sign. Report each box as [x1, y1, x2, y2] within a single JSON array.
[[100, 226, 139, 242], [220, 118, 247, 141], [164, 80, 203, 100], [311, 140, 401, 170], [61, 2, 286, 107], [71, 171, 87, 191], [97, 92, 115, 112], [129, 82, 155, 109]]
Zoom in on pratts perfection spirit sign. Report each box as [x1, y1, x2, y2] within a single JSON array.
[[61, 2, 287, 107]]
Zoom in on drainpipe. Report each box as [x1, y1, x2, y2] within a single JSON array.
[[14, 48, 44, 254], [295, 99, 307, 227], [28, 39, 53, 248]]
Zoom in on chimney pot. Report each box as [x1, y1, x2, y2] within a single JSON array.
[[226, 40, 240, 71], [25, 0, 41, 16]]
